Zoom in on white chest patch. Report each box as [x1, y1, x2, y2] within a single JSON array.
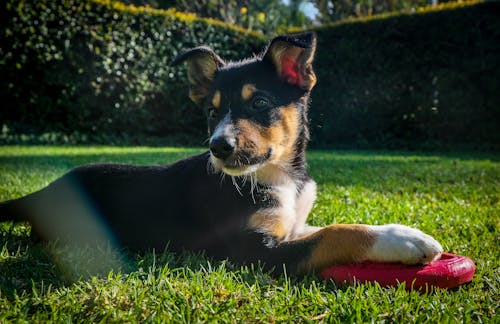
[[290, 180, 319, 239], [248, 175, 318, 242]]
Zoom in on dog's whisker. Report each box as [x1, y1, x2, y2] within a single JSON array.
[[249, 172, 257, 204], [206, 158, 216, 175], [219, 171, 226, 186], [231, 176, 243, 196]]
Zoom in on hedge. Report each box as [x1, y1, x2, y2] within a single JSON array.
[[0, 0, 265, 144], [311, 1, 500, 149], [1, 0, 499, 149]]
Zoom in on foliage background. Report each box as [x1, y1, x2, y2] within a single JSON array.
[[0, 0, 264, 144], [0, 0, 498, 149], [311, 1, 500, 149]]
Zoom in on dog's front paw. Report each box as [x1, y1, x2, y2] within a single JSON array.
[[366, 224, 443, 264]]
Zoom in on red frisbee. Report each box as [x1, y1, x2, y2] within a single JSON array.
[[321, 253, 475, 290]]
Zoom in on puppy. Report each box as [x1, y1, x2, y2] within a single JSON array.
[[0, 32, 442, 274]]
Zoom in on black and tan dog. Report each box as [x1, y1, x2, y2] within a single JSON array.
[[0, 33, 443, 274]]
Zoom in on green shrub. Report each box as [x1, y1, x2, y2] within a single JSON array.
[[311, 1, 500, 149], [1, 1, 499, 149], [0, 0, 264, 143]]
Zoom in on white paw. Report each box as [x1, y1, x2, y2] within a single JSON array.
[[366, 224, 443, 264]]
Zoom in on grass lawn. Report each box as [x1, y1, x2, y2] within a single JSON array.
[[0, 146, 498, 322]]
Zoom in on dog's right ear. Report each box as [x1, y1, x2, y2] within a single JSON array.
[[263, 32, 317, 91], [171, 46, 225, 106]]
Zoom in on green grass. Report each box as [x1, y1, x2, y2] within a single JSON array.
[[0, 146, 499, 322]]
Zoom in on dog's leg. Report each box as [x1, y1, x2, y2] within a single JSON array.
[[273, 224, 443, 274]]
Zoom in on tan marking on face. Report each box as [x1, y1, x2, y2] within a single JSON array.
[[261, 104, 300, 163], [298, 224, 376, 273], [236, 120, 269, 156], [211, 90, 221, 109], [234, 103, 301, 173], [241, 84, 256, 101]]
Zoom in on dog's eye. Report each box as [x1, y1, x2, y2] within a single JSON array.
[[207, 107, 217, 119], [252, 97, 270, 111]]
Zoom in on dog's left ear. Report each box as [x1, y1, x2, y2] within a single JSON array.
[[171, 46, 225, 106], [264, 32, 317, 91]]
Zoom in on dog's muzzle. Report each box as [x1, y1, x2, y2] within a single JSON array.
[[209, 114, 271, 175]]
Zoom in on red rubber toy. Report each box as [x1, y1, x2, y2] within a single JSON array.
[[321, 253, 475, 290]]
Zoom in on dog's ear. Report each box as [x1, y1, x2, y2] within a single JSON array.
[[171, 46, 225, 106], [264, 32, 317, 91]]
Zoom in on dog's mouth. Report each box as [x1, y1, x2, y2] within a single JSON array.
[[210, 149, 272, 176]]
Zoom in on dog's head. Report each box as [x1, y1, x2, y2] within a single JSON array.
[[172, 33, 317, 177]]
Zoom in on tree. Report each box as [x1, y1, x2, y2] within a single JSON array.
[[120, 0, 313, 34], [314, 0, 441, 22]]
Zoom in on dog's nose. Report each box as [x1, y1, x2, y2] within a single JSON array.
[[209, 136, 235, 160]]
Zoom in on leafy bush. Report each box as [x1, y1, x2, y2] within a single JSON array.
[[0, 0, 264, 143], [1, 0, 499, 149], [311, 1, 500, 149]]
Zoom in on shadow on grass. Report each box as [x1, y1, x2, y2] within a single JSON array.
[[0, 225, 342, 301], [0, 222, 139, 299], [0, 231, 67, 299]]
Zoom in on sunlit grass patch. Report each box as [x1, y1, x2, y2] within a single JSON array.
[[0, 146, 498, 322]]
